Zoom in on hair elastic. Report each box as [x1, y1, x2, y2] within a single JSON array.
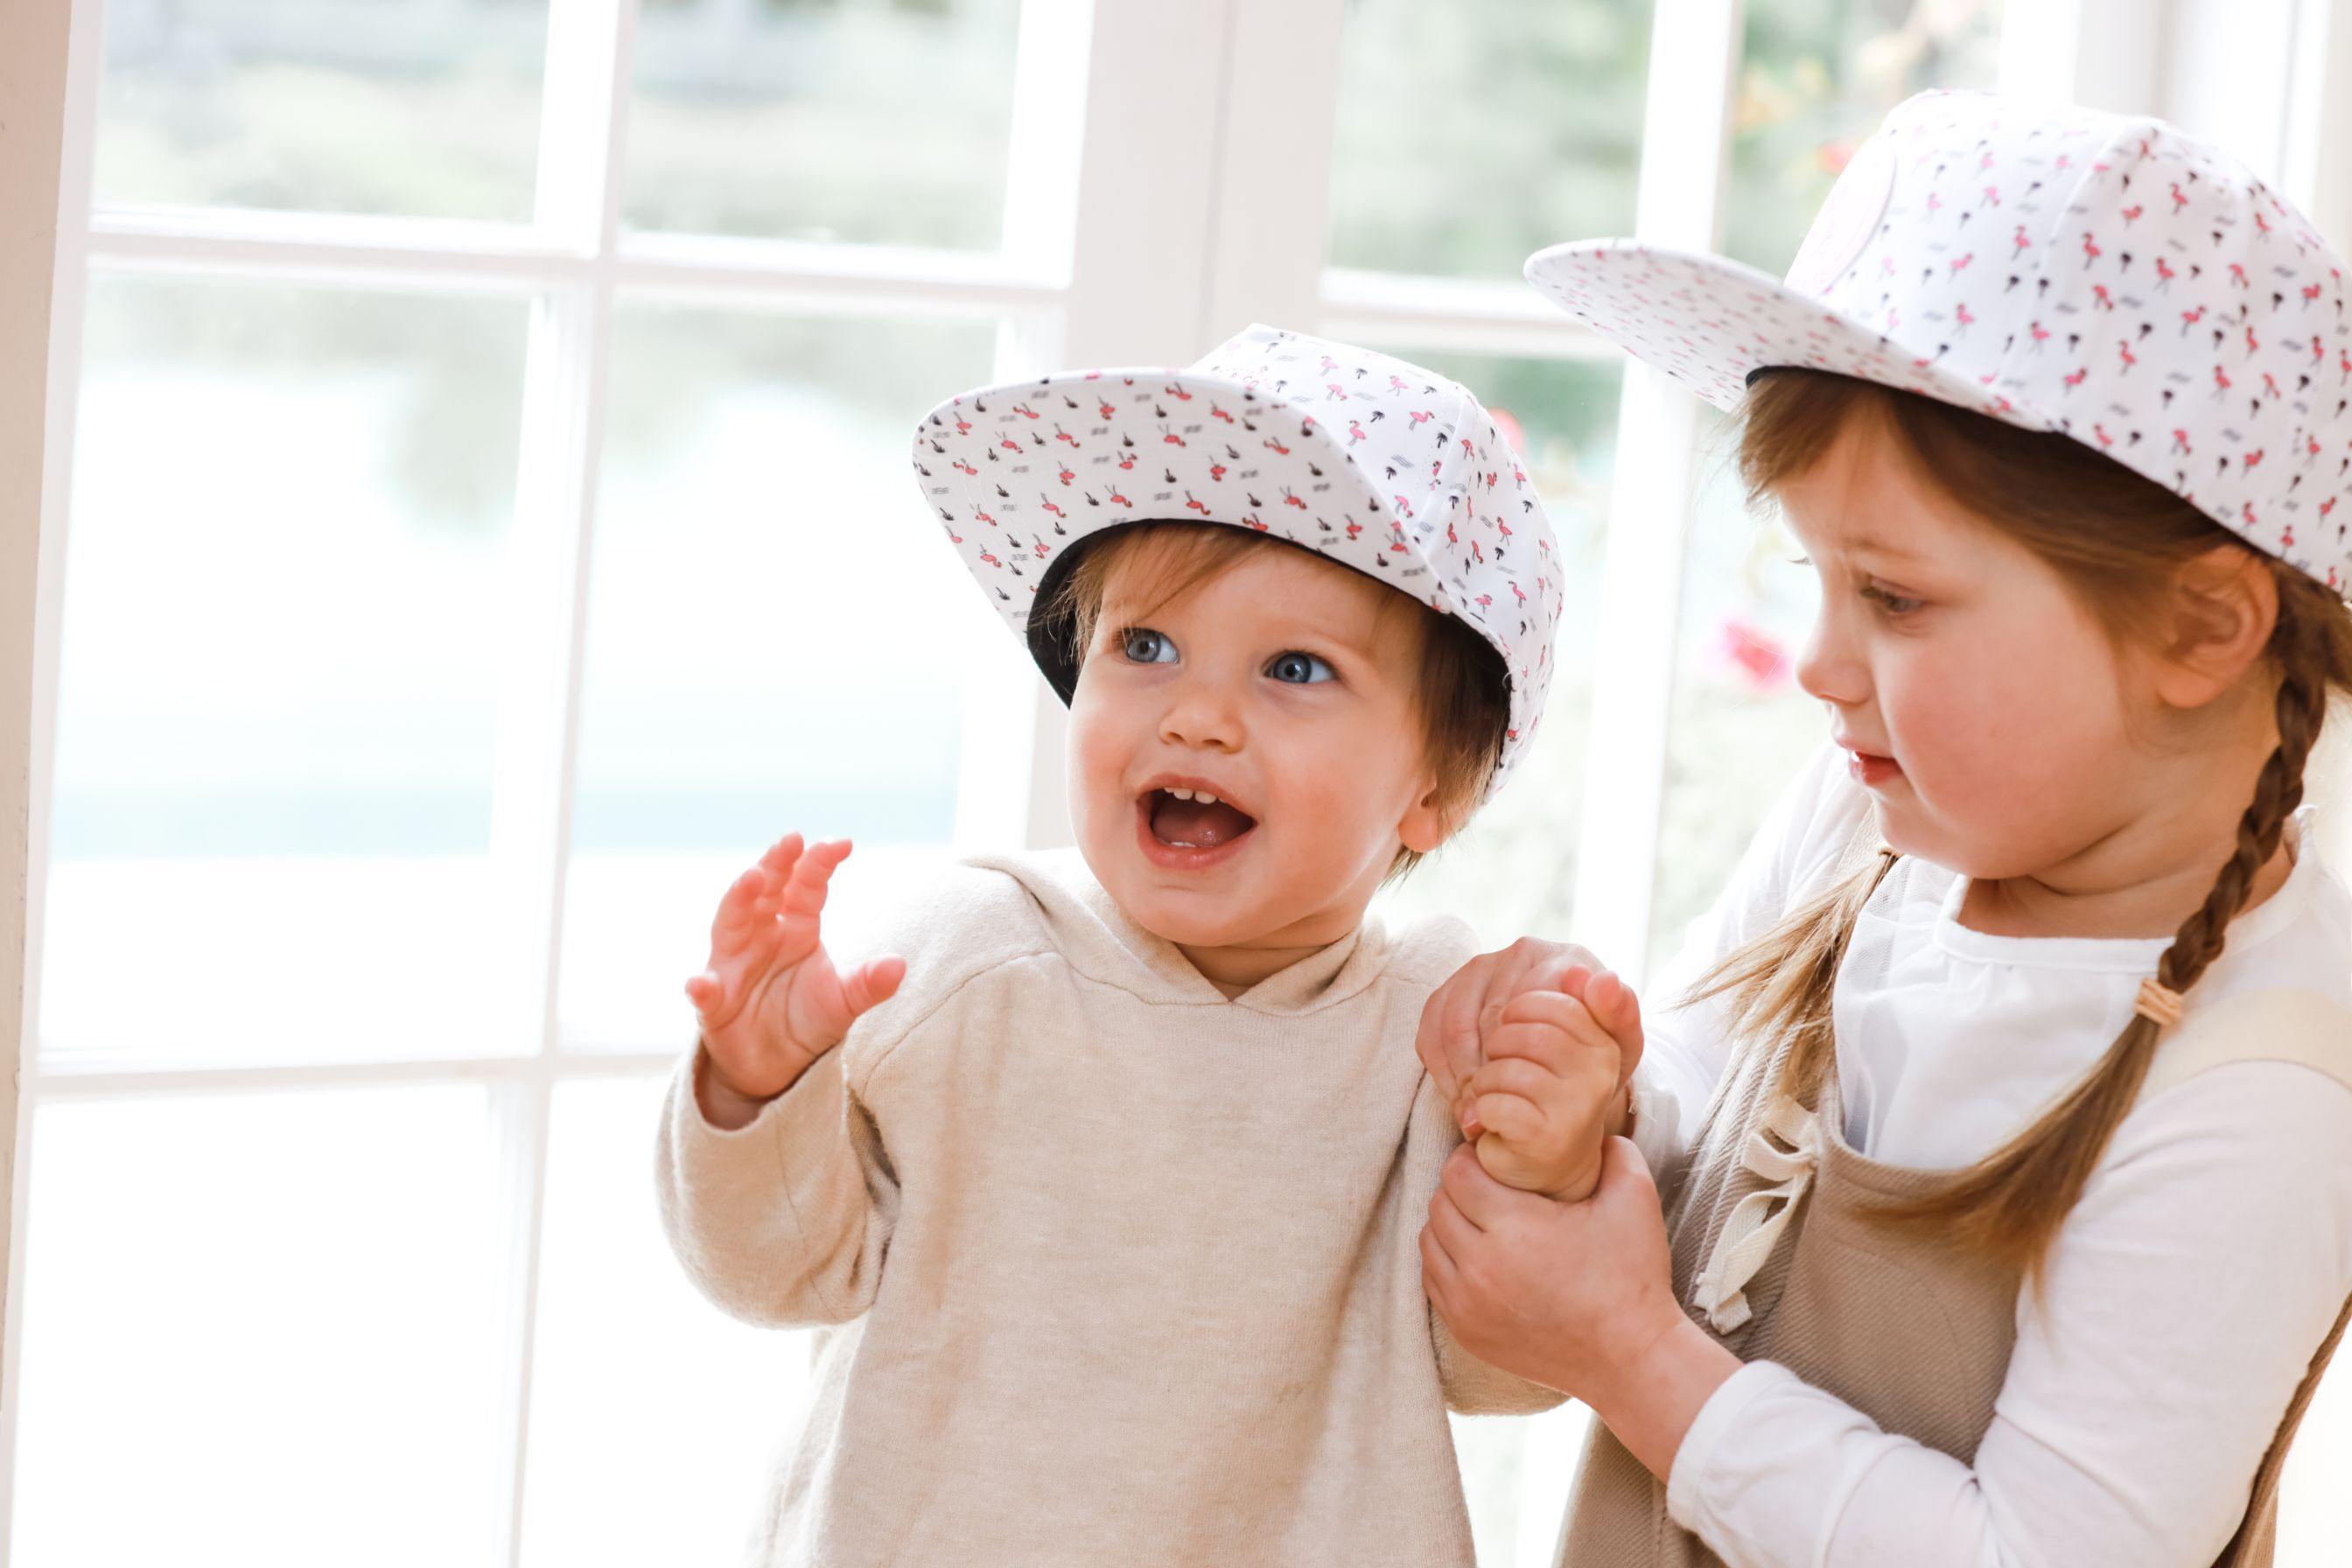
[[2134, 976, 2187, 1031]]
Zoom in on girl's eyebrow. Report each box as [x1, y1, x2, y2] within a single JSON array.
[[1849, 537, 1930, 565], [1790, 525, 1930, 565]]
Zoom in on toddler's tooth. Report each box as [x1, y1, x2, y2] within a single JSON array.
[[1197, 791, 1218, 805], [1169, 787, 1194, 801]]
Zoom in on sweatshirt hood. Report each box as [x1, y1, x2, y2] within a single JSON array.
[[959, 846, 1403, 1017]]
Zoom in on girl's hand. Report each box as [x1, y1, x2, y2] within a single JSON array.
[[1416, 937, 1605, 1138], [1420, 1137, 1740, 1480], [682, 834, 906, 1124], [1460, 980, 1637, 1200]]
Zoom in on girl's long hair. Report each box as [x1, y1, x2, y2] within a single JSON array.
[[1687, 368, 2352, 1281]]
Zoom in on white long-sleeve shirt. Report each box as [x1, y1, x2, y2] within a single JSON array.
[[1631, 739, 2352, 1568]]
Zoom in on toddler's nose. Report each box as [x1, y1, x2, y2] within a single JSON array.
[[1159, 678, 1244, 752]]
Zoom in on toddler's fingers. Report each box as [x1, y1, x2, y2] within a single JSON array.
[[841, 954, 906, 1018], [1586, 970, 1640, 1033], [1464, 1060, 1571, 1146], [778, 837, 854, 923], [710, 864, 774, 944], [1467, 1091, 1545, 1149], [734, 835, 806, 924], [683, 970, 720, 1012], [1504, 985, 1628, 1056], [757, 831, 807, 883], [1584, 970, 1646, 1082], [1590, 968, 1646, 1081], [1466, 1054, 1572, 1110], [1492, 993, 1619, 1068]]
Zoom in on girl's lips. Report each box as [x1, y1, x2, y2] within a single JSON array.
[[1847, 749, 1902, 788], [1133, 792, 1256, 872]]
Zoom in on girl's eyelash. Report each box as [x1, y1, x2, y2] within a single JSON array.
[[1784, 553, 1920, 613]]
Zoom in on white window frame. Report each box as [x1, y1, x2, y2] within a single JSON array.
[[10, 2, 2352, 1564]]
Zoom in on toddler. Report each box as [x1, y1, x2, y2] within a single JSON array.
[[657, 325, 1622, 1565]]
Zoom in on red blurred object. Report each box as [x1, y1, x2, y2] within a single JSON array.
[[1719, 616, 1790, 690], [1490, 406, 1528, 457], [1816, 136, 1858, 178]]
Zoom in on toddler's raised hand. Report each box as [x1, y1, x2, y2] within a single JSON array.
[[1460, 968, 1643, 1202], [682, 834, 906, 1125]]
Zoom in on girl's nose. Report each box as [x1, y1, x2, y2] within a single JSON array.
[[1794, 610, 1870, 709]]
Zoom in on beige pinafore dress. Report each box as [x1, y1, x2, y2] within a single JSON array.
[[1558, 856, 2352, 1568]]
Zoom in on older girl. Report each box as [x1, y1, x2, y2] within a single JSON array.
[[1421, 88, 2352, 1566]]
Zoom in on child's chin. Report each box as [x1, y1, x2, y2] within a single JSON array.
[[1117, 885, 1259, 948]]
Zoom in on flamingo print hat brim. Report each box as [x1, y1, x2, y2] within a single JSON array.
[[909, 324, 1565, 797], [1526, 88, 2352, 594]]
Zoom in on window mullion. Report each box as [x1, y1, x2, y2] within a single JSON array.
[[1995, 0, 2091, 104], [1567, 0, 1745, 983], [2283, 0, 2352, 248], [1054, 0, 1237, 368], [1203, 0, 1347, 340], [494, 3, 637, 1562]]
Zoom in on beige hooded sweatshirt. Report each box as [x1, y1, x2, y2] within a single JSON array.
[[654, 847, 1559, 1566]]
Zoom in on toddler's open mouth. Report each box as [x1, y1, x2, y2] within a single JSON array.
[[1135, 780, 1259, 867]]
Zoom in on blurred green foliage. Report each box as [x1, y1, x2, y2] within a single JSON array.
[[1327, 0, 1652, 279], [80, 275, 529, 536]]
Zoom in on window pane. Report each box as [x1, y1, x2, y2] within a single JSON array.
[[519, 1075, 816, 1567], [558, 306, 1018, 1051], [623, 0, 1024, 248], [1371, 353, 1618, 955], [97, 0, 550, 221], [1327, 0, 1652, 281], [12, 1086, 508, 1568], [1725, 0, 2006, 276], [1648, 410, 1824, 977], [42, 276, 533, 1066]]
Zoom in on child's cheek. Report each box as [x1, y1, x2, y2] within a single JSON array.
[[1273, 713, 1402, 851], [1063, 690, 1135, 832]]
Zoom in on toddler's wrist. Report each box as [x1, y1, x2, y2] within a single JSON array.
[[695, 1039, 795, 1130]]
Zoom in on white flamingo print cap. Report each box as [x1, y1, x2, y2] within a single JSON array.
[[910, 324, 1565, 797], [1527, 88, 2352, 593]]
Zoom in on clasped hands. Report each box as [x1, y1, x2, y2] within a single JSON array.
[[1411, 940, 1701, 1420], [1414, 937, 1646, 1202]]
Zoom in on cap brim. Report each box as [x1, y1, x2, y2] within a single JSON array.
[[1524, 238, 2040, 429], [912, 361, 1466, 657]]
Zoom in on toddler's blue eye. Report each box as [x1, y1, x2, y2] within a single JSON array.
[[1267, 651, 1334, 684], [1121, 627, 1177, 663]]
